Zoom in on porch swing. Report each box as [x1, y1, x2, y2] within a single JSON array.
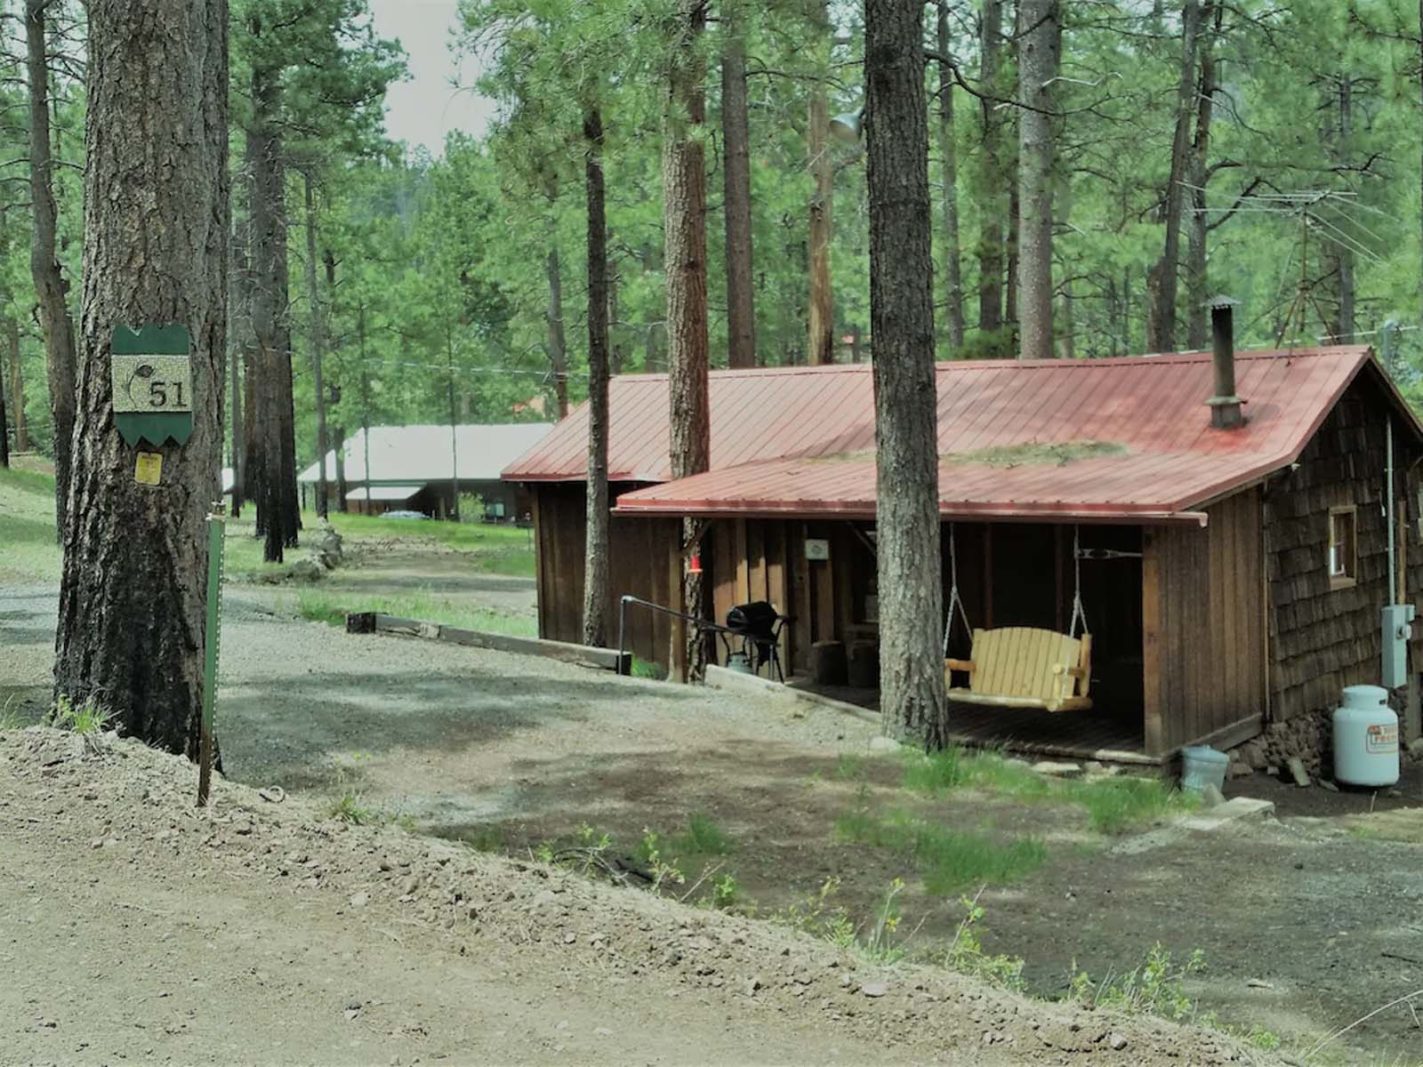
[[941, 524, 1093, 713]]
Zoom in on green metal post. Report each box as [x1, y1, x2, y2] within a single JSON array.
[[197, 502, 226, 806]]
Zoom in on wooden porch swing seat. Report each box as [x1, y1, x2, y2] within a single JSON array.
[[945, 627, 1093, 713], [940, 524, 1094, 714]]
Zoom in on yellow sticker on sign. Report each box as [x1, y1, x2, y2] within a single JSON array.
[[135, 451, 163, 486]]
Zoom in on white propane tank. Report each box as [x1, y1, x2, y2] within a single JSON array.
[[1333, 685, 1400, 787]]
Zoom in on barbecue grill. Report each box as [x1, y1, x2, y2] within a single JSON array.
[[725, 601, 789, 682]]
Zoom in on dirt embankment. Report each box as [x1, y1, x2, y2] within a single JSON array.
[[0, 727, 1268, 1066]]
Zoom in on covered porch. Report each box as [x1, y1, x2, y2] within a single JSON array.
[[702, 499, 1265, 762]]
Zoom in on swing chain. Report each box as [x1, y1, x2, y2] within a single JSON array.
[[1069, 525, 1089, 638], [943, 523, 972, 656]]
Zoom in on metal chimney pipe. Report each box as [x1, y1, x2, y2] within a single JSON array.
[[1204, 295, 1244, 430]]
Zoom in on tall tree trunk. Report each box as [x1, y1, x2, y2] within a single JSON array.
[[248, 49, 294, 561], [806, 0, 834, 365], [302, 171, 330, 519], [865, 0, 947, 745], [0, 330, 9, 468], [1328, 74, 1355, 343], [582, 108, 612, 647], [609, 260, 625, 375], [1145, 0, 1202, 353], [545, 246, 570, 417], [1016, 0, 1061, 360], [976, 0, 1005, 336], [935, 0, 964, 351], [56, 0, 228, 754], [1185, 1, 1219, 349], [27, 0, 77, 538], [332, 422, 348, 510], [228, 219, 247, 518], [664, 0, 711, 677], [7, 335, 25, 451], [721, 4, 757, 369]]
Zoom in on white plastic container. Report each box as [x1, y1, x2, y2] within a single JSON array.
[[1333, 684, 1400, 787]]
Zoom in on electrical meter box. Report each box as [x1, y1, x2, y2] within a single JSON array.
[[1381, 603, 1416, 688]]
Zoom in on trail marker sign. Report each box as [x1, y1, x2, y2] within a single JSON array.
[[111, 324, 194, 447]]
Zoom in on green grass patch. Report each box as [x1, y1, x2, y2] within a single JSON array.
[[671, 812, 735, 857], [1062, 775, 1194, 834], [223, 508, 535, 580], [835, 803, 1046, 894], [0, 466, 59, 582], [630, 656, 666, 680], [900, 747, 1192, 834], [49, 694, 113, 735], [292, 586, 537, 637]]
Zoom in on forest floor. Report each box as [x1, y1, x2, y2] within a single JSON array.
[[2, 468, 1422, 1062]]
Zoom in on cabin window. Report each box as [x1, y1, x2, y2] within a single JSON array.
[[1329, 506, 1357, 589]]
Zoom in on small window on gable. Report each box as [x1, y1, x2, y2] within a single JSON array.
[[1329, 506, 1357, 589]]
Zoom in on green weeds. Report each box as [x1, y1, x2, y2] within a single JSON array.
[[835, 792, 1046, 894], [1067, 943, 1205, 1022], [899, 747, 1192, 834], [48, 694, 112, 735]]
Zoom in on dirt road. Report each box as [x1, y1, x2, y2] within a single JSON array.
[[0, 727, 1258, 1066]]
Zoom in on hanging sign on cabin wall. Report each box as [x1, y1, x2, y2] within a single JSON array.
[[110, 324, 194, 448]]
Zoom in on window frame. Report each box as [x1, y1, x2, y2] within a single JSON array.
[[1328, 504, 1358, 590]]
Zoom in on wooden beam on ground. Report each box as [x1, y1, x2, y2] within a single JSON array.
[[347, 613, 631, 673]]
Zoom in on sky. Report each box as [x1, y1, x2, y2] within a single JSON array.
[[368, 0, 494, 156]]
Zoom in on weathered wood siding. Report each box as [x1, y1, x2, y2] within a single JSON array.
[[1142, 489, 1267, 756], [531, 483, 680, 667], [1264, 378, 1423, 721]]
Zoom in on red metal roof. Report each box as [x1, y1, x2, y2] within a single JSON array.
[[502, 347, 1419, 523]]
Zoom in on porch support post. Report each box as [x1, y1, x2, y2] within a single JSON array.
[[1141, 528, 1166, 757]]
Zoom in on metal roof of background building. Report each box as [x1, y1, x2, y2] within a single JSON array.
[[502, 347, 1420, 524], [300, 423, 553, 486]]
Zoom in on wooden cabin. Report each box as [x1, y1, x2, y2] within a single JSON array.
[[503, 343, 1423, 763]]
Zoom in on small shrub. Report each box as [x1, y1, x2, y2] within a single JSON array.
[[711, 873, 741, 909], [636, 829, 686, 892], [49, 694, 112, 735], [328, 789, 380, 825], [629, 657, 665, 680], [673, 812, 734, 857], [943, 894, 1025, 990], [1067, 943, 1206, 1022], [834, 753, 865, 781]]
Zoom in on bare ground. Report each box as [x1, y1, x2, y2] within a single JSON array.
[[0, 727, 1260, 1066], [3, 563, 1421, 1061]]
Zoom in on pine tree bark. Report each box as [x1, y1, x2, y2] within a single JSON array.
[[27, 0, 77, 537], [976, 0, 1005, 336], [55, 0, 228, 755], [228, 218, 247, 518], [721, 5, 757, 369], [664, 0, 710, 677], [1016, 0, 1060, 361], [865, 0, 947, 746], [806, 0, 834, 365], [1146, 0, 1202, 353], [935, 0, 964, 351], [7, 337, 25, 452], [1185, 1, 1219, 350], [581, 108, 612, 647], [1325, 74, 1355, 343], [545, 247, 570, 417], [248, 48, 293, 561], [302, 171, 330, 518], [0, 333, 9, 468]]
